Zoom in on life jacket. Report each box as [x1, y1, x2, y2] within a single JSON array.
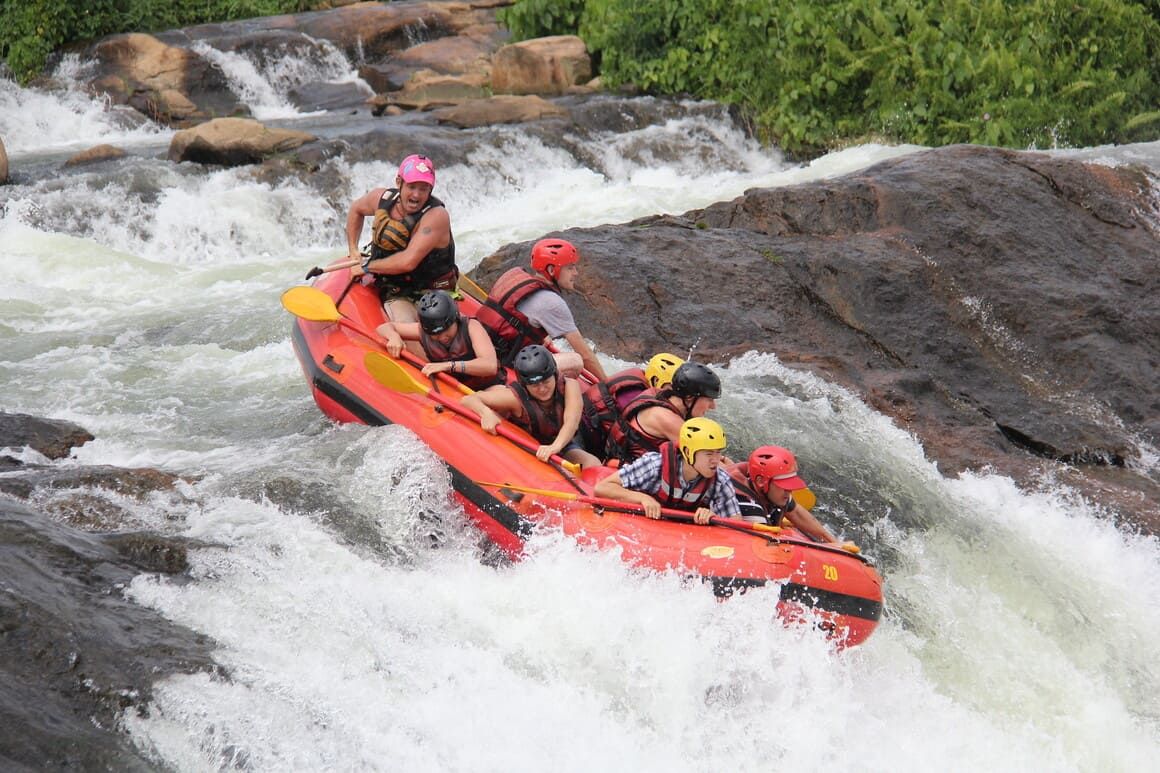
[[367, 189, 457, 298], [604, 388, 684, 464], [509, 377, 567, 444], [580, 368, 648, 459], [727, 462, 796, 524], [474, 268, 558, 365], [419, 318, 503, 391], [654, 441, 716, 511]]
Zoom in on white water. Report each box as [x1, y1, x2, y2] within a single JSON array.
[[3, 50, 1160, 772]]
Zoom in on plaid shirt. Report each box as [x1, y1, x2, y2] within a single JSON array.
[[617, 451, 742, 518]]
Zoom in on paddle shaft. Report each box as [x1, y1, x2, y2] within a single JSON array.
[[479, 480, 867, 560], [305, 258, 360, 280]]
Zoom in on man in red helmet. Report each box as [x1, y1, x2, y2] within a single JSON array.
[[475, 237, 607, 380], [726, 446, 852, 548], [347, 154, 457, 324]]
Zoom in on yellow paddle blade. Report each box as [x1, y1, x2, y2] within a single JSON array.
[[364, 351, 428, 395], [456, 273, 488, 302], [281, 286, 341, 323], [796, 487, 817, 510]]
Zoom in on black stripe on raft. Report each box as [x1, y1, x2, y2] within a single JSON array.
[[291, 322, 537, 540], [707, 576, 882, 622]]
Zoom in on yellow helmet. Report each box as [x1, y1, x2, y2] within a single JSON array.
[[644, 352, 685, 389], [678, 417, 727, 465]]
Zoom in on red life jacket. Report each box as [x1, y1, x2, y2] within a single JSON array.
[[655, 441, 716, 511], [508, 377, 566, 444], [580, 367, 648, 458], [604, 388, 684, 464], [419, 318, 502, 391], [474, 268, 558, 365]]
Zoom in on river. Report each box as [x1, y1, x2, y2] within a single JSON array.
[[2, 42, 1159, 772]]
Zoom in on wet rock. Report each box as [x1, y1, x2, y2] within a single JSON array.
[[432, 95, 570, 128], [0, 496, 217, 770], [88, 32, 242, 125], [0, 412, 94, 460], [168, 117, 316, 165], [490, 35, 593, 95], [0, 135, 7, 184], [64, 143, 128, 167], [471, 144, 1160, 529]]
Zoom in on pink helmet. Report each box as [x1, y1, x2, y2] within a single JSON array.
[[530, 238, 579, 280], [398, 154, 435, 186]]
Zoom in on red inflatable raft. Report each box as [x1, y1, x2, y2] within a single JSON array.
[[285, 270, 884, 648]]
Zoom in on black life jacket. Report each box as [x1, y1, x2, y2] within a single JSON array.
[[419, 318, 502, 391], [604, 388, 684, 464], [367, 189, 457, 298], [655, 441, 716, 511], [509, 377, 566, 444], [580, 368, 648, 459], [728, 462, 796, 524], [474, 268, 558, 365]]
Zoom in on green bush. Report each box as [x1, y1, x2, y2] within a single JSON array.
[[506, 0, 1160, 153], [0, 0, 315, 84]]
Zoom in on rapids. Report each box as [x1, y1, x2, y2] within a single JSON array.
[[2, 45, 1160, 772]]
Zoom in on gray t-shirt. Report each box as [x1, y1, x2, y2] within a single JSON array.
[[516, 290, 577, 339]]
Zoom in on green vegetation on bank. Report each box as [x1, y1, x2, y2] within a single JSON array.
[[501, 0, 1160, 153], [0, 0, 313, 84]]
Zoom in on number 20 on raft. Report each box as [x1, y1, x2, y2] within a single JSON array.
[[823, 565, 839, 582]]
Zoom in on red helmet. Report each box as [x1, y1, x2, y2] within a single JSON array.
[[748, 446, 807, 491], [530, 238, 579, 281]]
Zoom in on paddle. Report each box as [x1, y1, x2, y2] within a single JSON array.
[[475, 479, 866, 559], [280, 286, 472, 396], [305, 258, 361, 281], [364, 350, 582, 478], [794, 487, 817, 510]]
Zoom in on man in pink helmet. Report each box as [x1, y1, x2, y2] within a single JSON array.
[[347, 154, 457, 324], [474, 237, 607, 380]]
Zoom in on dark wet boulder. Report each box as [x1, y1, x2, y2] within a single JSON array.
[[0, 495, 216, 770], [471, 144, 1160, 529], [0, 412, 94, 460]]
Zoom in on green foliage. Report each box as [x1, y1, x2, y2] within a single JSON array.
[[505, 0, 1160, 153], [0, 0, 314, 84], [499, 0, 587, 39]]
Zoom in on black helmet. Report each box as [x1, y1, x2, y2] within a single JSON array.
[[418, 290, 459, 334], [670, 362, 721, 399], [513, 344, 557, 385]]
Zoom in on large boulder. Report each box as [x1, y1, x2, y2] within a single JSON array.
[[88, 33, 242, 125], [490, 36, 593, 95], [471, 145, 1160, 529], [0, 412, 93, 460], [168, 117, 316, 165]]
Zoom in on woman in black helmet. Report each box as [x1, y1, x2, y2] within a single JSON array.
[[459, 344, 602, 469], [376, 290, 501, 391]]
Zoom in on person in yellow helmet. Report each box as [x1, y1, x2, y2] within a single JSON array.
[[594, 417, 740, 525], [578, 352, 686, 459]]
